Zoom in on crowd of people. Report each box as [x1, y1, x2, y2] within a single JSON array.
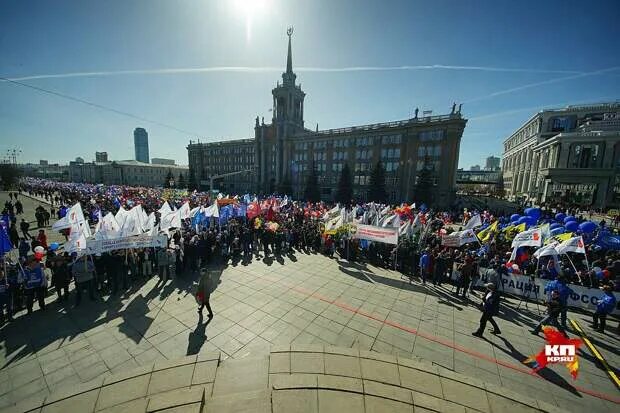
[[0, 178, 618, 336]]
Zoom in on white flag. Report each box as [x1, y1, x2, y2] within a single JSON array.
[[511, 228, 542, 248], [158, 201, 172, 216], [555, 236, 586, 255], [95, 212, 121, 240], [204, 202, 219, 218], [178, 201, 191, 220], [533, 242, 559, 259], [464, 214, 482, 230], [160, 210, 182, 230]]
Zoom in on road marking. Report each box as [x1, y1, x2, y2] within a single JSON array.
[[255, 274, 620, 404], [570, 319, 620, 389]]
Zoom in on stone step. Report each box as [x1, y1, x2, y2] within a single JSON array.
[[203, 389, 271, 413]]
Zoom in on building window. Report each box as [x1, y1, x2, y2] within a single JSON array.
[[550, 117, 569, 133], [419, 130, 444, 142]]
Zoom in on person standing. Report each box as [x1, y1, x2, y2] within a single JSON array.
[[156, 247, 170, 284], [0, 266, 13, 323], [23, 258, 46, 314], [9, 225, 19, 249], [530, 290, 568, 337], [419, 249, 430, 285], [50, 256, 70, 302], [196, 270, 214, 318], [19, 218, 30, 240], [472, 283, 501, 337], [592, 284, 617, 333], [72, 255, 95, 305]]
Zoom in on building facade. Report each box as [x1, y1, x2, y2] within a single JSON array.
[[69, 160, 188, 188], [187, 31, 467, 206], [95, 152, 108, 162], [134, 128, 150, 163], [502, 102, 620, 208], [151, 158, 176, 166]]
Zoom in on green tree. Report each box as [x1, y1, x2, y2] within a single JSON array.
[[414, 156, 434, 206], [177, 173, 186, 189], [187, 168, 198, 191], [303, 161, 321, 202], [278, 175, 293, 195], [368, 161, 388, 203], [335, 163, 353, 205], [164, 169, 174, 188], [0, 164, 20, 190]]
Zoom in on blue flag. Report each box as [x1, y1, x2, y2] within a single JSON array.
[[0, 223, 12, 257]]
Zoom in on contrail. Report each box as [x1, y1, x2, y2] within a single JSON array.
[[2, 64, 584, 81], [464, 66, 620, 104]]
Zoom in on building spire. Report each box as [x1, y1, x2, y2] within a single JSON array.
[[286, 26, 293, 75]]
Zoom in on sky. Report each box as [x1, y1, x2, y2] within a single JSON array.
[[1, 0, 619, 169]]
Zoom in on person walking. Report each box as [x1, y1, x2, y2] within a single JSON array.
[[472, 283, 501, 337], [592, 284, 617, 333], [0, 267, 13, 323], [530, 290, 568, 337], [196, 270, 214, 318], [543, 275, 574, 329]]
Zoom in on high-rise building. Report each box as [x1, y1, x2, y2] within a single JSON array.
[[485, 156, 500, 171], [134, 128, 149, 163], [187, 30, 467, 206], [95, 151, 108, 162], [501, 102, 620, 208], [470, 165, 481, 171]]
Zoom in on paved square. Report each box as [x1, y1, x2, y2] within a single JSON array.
[[0, 192, 619, 412]]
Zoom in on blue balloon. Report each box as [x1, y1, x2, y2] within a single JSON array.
[[563, 216, 576, 224], [550, 227, 565, 236], [565, 221, 578, 232], [524, 216, 537, 226], [526, 208, 541, 220], [510, 214, 520, 222], [555, 213, 566, 221], [517, 216, 529, 225], [49, 242, 59, 251], [550, 223, 562, 230], [578, 221, 597, 234]]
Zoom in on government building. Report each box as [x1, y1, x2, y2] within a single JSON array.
[[502, 102, 620, 209], [187, 31, 467, 206]]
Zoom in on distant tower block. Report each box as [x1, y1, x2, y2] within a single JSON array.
[[134, 128, 149, 163]]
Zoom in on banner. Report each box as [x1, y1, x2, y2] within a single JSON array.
[[455, 268, 620, 315], [511, 228, 542, 248], [82, 234, 167, 255], [353, 224, 398, 245], [442, 229, 478, 247]]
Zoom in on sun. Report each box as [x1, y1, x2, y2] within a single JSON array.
[[233, 0, 272, 42]]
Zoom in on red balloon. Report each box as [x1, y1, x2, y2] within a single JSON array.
[[34, 252, 44, 261], [602, 269, 610, 278]]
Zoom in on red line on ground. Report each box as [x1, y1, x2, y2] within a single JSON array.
[[272, 279, 620, 404]]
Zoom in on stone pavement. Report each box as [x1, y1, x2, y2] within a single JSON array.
[[1, 191, 619, 412], [2, 346, 569, 413]]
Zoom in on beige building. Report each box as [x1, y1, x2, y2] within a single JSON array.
[[69, 160, 188, 187], [502, 102, 620, 208], [188, 31, 467, 206]]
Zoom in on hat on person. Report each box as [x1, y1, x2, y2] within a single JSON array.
[[485, 283, 495, 290]]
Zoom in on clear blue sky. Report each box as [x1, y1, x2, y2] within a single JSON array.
[[1, 0, 619, 168]]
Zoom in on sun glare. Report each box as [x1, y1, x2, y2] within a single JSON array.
[[233, 0, 272, 42]]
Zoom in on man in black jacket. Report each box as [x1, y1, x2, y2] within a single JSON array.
[[472, 283, 501, 337], [530, 290, 568, 338]]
